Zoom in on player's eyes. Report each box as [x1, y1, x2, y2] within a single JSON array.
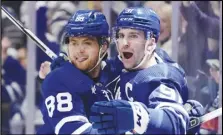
[[84, 42, 92, 46], [129, 34, 138, 39], [71, 42, 78, 46], [117, 34, 124, 39]]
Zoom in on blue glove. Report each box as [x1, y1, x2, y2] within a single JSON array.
[[90, 100, 150, 134], [50, 52, 69, 70], [184, 100, 204, 134]]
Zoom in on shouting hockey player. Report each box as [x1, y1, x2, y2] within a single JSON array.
[[90, 7, 190, 134]]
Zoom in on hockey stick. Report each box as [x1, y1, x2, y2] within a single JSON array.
[[1, 6, 57, 60], [126, 108, 222, 134], [188, 107, 222, 129]]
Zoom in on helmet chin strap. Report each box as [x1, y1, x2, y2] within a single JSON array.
[[130, 50, 150, 70], [87, 46, 107, 73], [130, 41, 152, 70]]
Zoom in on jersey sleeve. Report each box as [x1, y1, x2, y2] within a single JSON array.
[[40, 62, 97, 134], [145, 82, 190, 134]]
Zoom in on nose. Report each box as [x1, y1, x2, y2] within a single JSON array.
[[122, 38, 129, 49], [77, 45, 85, 53]]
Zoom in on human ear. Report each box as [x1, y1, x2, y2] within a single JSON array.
[[146, 38, 156, 53]]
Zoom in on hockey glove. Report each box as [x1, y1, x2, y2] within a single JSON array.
[[50, 52, 69, 70], [90, 100, 150, 134], [184, 100, 204, 134]]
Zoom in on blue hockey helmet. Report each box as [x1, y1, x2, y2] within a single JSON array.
[[63, 10, 109, 72], [114, 7, 160, 41], [64, 10, 109, 39]]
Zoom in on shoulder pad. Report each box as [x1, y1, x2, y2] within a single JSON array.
[[43, 62, 94, 94]]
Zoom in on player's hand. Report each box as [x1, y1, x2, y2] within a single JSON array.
[[90, 100, 150, 134], [184, 100, 204, 134], [39, 61, 51, 79], [50, 52, 69, 71]]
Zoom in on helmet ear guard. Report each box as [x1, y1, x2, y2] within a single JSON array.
[[96, 36, 109, 61], [144, 31, 159, 43], [64, 36, 69, 44], [97, 36, 109, 46]]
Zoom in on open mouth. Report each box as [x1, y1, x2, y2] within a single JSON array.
[[123, 52, 133, 59]]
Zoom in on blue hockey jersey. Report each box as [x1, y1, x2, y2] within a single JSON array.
[[37, 57, 123, 134], [2, 56, 26, 87], [2, 56, 26, 111], [39, 61, 95, 134], [114, 53, 189, 134]]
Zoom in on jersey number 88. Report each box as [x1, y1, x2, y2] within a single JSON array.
[[45, 92, 73, 117]]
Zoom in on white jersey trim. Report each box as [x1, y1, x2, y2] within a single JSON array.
[[55, 115, 89, 134], [71, 122, 92, 134], [5, 85, 16, 102]]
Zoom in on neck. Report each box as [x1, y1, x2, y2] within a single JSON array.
[[87, 63, 101, 79]]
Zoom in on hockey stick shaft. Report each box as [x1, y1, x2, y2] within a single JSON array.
[[189, 107, 222, 129], [200, 107, 222, 123], [1, 6, 57, 60]]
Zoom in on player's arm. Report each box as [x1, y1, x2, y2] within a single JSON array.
[[37, 52, 68, 83], [90, 82, 189, 134], [40, 61, 98, 134], [140, 82, 189, 134]]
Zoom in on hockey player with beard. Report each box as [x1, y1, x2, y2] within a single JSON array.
[[36, 9, 124, 134]]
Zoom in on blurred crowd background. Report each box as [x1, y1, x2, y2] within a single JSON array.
[[1, 1, 222, 134]]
